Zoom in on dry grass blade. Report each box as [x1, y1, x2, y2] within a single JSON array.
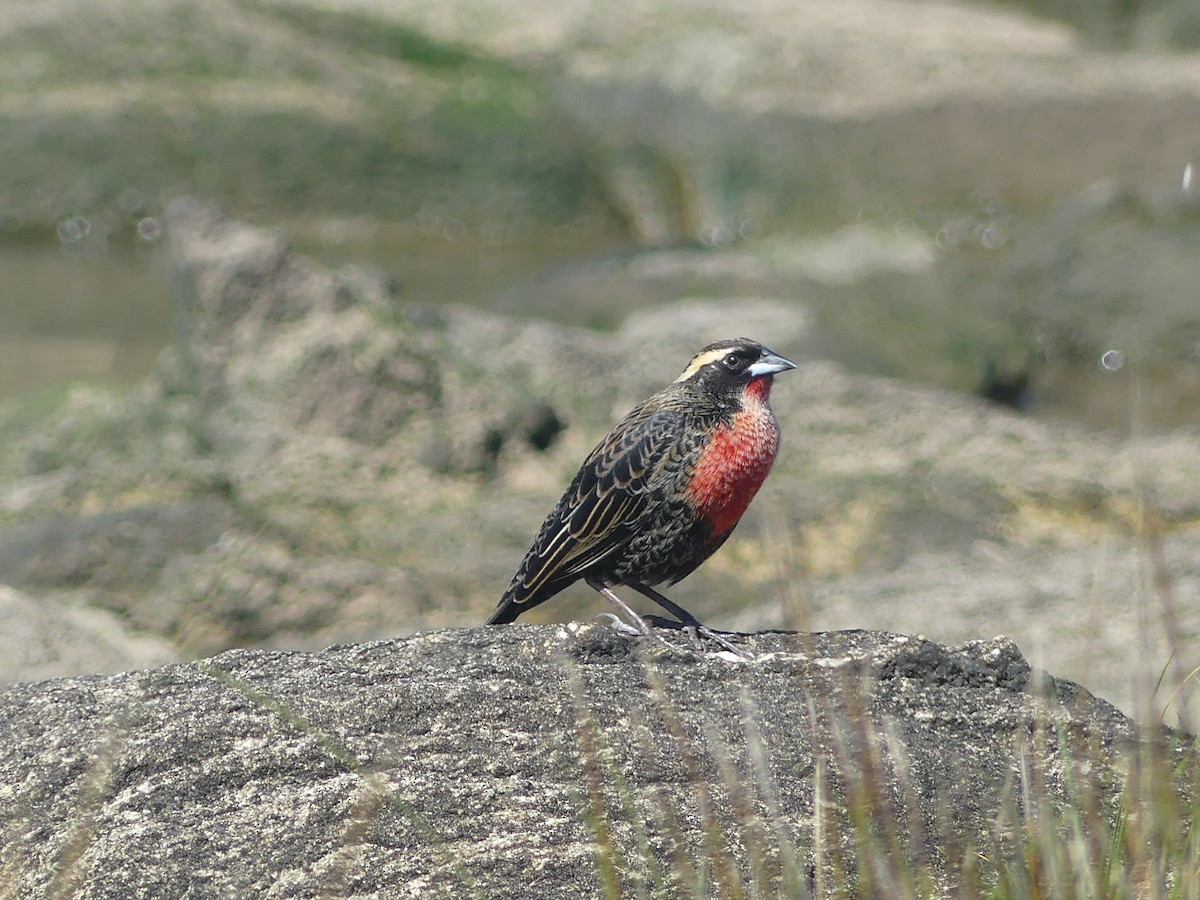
[[566, 663, 626, 900], [646, 666, 749, 900], [47, 724, 126, 900], [1134, 480, 1194, 733], [741, 688, 811, 898]]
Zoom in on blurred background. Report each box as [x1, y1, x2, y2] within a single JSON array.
[[2, 0, 1200, 719], [5, 0, 1200, 416]]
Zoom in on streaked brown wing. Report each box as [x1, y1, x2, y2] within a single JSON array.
[[509, 404, 684, 604]]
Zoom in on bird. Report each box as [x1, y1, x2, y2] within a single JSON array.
[[487, 337, 796, 652]]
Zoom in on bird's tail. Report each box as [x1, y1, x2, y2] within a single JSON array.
[[484, 597, 520, 625], [485, 578, 526, 625]]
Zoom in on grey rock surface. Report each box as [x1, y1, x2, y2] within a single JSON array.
[[0, 627, 1172, 898], [2, 200, 1200, 723], [0, 501, 232, 592]]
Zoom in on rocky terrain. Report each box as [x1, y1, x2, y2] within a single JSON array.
[[1, 627, 1187, 897], [3, 2, 1200, 892], [0, 199, 1198, 726]]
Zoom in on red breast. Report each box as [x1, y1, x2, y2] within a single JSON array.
[[685, 376, 781, 539]]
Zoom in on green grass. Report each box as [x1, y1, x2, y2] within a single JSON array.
[[0, 0, 598, 236], [239, 0, 527, 78], [0, 384, 76, 482], [0, 101, 589, 226]]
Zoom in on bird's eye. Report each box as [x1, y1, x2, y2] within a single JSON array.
[[723, 352, 744, 370]]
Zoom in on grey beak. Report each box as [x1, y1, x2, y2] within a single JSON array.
[[746, 350, 798, 378]]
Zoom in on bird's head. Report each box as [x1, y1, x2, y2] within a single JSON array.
[[673, 338, 797, 399]]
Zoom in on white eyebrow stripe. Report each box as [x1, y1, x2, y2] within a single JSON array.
[[673, 348, 733, 382]]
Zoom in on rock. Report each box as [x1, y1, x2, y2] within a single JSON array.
[[0, 627, 1183, 897], [989, 183, 1200, 375], [0, 500, 233, 593], [0, 585, 178, 684], [164, 199, 446, 453], [162, 200, 593, 472], [4, 201, 1200, 721]]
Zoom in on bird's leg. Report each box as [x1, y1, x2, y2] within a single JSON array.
[[626, 582, 750, 658], [586, 579, 676, 650]]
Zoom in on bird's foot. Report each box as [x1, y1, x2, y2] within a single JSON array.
[[691, 624, 753, 660], [625, 582, 753, 659], [593, 612, 646, 638], [643, 615, 753, 660], [589, 581, 750, 658], [593, 612, 678, 652], [590, 583, 680, 652]]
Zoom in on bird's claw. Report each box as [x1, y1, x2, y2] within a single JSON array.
[[594, 612, 679, 652], [589, 584, 752, 658], [693, 625, 753, 660], [593, 612, 645, 637], [643, 617, 754, 660]]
